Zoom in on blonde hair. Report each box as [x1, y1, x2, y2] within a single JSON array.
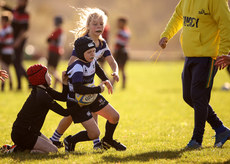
[[71, 8, 108, 40]]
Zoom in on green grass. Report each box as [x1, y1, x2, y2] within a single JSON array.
[[0, 60, 230, 163]]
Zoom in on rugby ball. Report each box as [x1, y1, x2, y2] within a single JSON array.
[[75, 83, 98, 106]]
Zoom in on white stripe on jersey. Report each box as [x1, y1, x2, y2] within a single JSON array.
[[68, 64, 83, 78]]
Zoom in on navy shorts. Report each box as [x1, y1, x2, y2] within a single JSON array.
[[68, 94, 109, 123], [0, 54, 14, 65], [114, 48, 128, 67], [48, 52, 60, 68]]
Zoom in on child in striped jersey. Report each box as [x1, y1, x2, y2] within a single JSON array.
[[63, 36, 126, 152], [47, 16, 65, 89], [50, 8, 119, 149], [0, 11, 14, 91], [112, 17, 130, 89]]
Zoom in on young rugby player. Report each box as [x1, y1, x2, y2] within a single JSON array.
[[50, 8, 119, 149], [0, 11, 14, 90], [7, 64, 74, 153], [112, 17, 130, 89], [47, 16, 65, 89], [63, 36, 126, 152]]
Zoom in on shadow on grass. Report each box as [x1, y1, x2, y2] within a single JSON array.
[[102, 149, 186, 163], [0, 151, 86, 161], [202, 159, 230, 164]]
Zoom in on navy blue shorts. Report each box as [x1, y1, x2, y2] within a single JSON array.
[[68, 94, 109, 123]]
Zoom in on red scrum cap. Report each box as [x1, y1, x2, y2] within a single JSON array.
[[27, 64, 48, 86]]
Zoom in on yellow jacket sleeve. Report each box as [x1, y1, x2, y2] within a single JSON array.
[[160, 0, 183, 40], [211, 0, 230, 56]]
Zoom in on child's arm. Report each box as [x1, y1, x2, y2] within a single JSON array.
[[0, 70, 8, 82], [46, 85, 68, 101], [46, 71, 68, 101], [95, 61, 113, 94], [73, 82, 102, 94], [95, 61, 109, 81], [49, 101, 73, 117], [38, 87, 71, 116]]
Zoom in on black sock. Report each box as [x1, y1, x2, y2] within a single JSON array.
[[104, 121, 118, 141], [71, 130, 91, 145]]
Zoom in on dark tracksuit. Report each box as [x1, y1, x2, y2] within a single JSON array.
[[182, 57, 223, 143]]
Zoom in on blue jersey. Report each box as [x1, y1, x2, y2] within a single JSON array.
[[72, 39, 111, 60], [67, 59, 98, 100]]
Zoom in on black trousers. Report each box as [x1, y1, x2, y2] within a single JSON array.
[[182, 57, 223, 143], [13, 40, 28, 89]]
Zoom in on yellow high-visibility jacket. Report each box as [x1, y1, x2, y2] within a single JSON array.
[[161, 0, 230, 58]]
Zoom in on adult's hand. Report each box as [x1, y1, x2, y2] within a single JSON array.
[[159, 37, 168, 49]]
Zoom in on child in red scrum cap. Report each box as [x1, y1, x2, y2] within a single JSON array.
[[4, 64, 74, 153]]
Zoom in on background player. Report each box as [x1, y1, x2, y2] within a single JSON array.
[[47, 16, 65, 89], [1, 0, 30, 90], [112, 17, 130, 89], [0, 11, 14, 91]]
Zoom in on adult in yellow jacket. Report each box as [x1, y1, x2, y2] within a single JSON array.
[[159, 0, 230, 149]]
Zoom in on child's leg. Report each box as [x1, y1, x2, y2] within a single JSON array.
[[32, 133, 58, 153], [50, 116, 72, 143], [70, 118, 100, 144], [96, 104, 119, 125], [92, 113, 100, 148], [95, 104, 126, 151], [120, 65, 126, 89], [64, 118, 100, 152], [96, 104, 119, 140]]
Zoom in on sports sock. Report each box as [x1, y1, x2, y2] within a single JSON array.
[[214, 125, 227, 135], [71, 130, 91, 144], [103, 121, 118, 141], [93, 138, 100, 145], [50, 130, 63, 142]]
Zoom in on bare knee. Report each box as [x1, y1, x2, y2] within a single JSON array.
[[110, 113, 120, 124], [87, 130, 100, 140]]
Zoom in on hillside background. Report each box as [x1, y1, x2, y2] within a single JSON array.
[[4, 0, 230, 60]]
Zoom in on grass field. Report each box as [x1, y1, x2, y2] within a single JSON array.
[[0, 60, 230, 164]]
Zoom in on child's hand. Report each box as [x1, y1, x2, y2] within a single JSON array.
[[62, 71, 68, 85], [104, 80, 113, 94], [111, 72, 119, 82], [0, 70, 8, 82], [99, 82, 105, 93]]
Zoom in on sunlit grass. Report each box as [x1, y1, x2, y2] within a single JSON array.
[[0, 60, 230, 163]]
